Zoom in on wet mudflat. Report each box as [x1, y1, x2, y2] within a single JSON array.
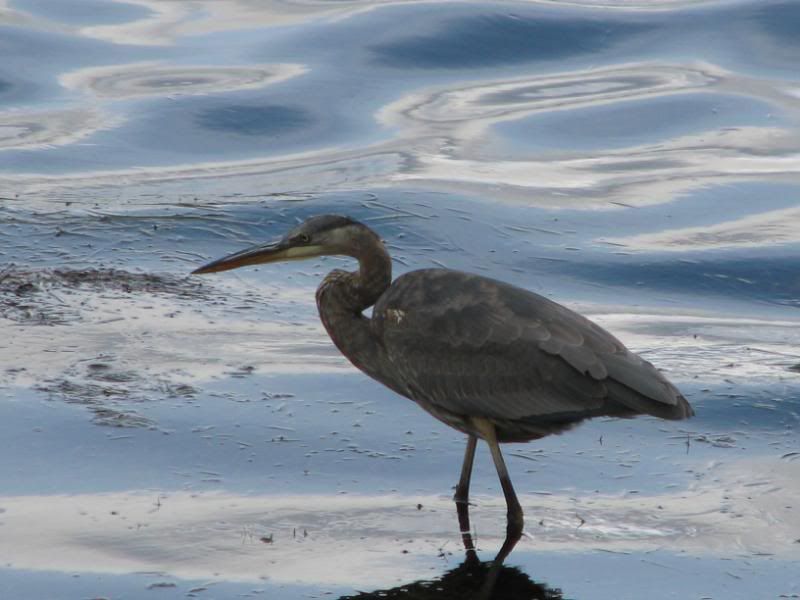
[[2, 1, 800, 599]]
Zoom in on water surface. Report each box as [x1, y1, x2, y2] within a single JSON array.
[[1, 1, 799, 599]]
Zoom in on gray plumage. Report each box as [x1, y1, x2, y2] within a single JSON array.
[[291, 216, 692, 443], [193, 213, 693, 571], [370, 269, 691, 442]]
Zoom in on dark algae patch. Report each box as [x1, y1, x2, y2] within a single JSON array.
[[0, 267, 205, 324]]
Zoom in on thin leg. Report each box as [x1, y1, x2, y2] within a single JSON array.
[[484, 424, 523, 563], [453, 435, 478, 555], [473, 418, 524, 599]]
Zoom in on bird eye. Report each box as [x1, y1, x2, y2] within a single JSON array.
[[291, 233, 311, 244]]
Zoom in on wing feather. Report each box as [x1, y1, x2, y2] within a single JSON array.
[[371, 269, 690, 429]]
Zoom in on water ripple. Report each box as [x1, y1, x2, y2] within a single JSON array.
[[60, 62, 307, 99], [605, 205, 800, 251], [379, 62, 721, 127], [0, 107, 119, 150], [371, 13, 655, 68], [1, 459, 797, 584], [8, 59, 799, 211]]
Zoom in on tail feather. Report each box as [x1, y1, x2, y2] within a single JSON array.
[[605, 379, 694, 420]]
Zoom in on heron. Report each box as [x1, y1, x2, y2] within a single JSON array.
[[193, 214, 693, 569]]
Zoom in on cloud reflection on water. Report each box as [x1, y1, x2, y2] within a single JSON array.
[[60, 62, 307, 99], [0, 0, 34, 26], [68, 0, 745, 49], [0, 107, 120, 150], [2, 266, 798, 394], [0, 270, 346, 390], [4, 57, 799, 214], [0, 458, 796, 587], [605, 204, 800, 250], [76, 0, 397, 46]]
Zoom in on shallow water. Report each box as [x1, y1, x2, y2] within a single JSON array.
[[1, 1, 799, 599]]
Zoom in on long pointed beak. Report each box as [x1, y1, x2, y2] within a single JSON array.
[[192, 240, 326, 274]]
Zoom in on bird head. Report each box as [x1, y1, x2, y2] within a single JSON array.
[[192, 214, 370, 274]]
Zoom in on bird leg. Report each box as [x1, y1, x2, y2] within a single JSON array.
[[489, 439, 524, 563], [473, 418, 524, 599], [453, 434, 478, 556], [472, 418, 524, 560]]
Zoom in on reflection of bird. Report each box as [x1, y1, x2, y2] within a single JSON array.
[[338, 555, 563, 600], [193, 214, 693, 567]]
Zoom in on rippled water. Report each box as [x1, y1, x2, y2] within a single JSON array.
[[1, 1, 799, 599]]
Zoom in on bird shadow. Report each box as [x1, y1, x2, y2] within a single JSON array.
[[337, 553, 563, 600]]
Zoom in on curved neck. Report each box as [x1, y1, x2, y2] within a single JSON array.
[[351, 239, 393, 311], [317, 234, 392, 315], [315, 236, 391, 375]]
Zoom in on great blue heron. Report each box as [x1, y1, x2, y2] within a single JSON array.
[[193, 214, 693, 568]]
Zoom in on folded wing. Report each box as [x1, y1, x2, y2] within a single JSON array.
[[371, 270, 691, 432]]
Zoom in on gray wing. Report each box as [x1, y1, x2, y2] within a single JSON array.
[[371, 270, 691, 432]]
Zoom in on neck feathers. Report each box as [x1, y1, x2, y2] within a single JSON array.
[[316, 227, 392, 314], [354, 236, 392, 309], [314, 232, 391, 376]]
